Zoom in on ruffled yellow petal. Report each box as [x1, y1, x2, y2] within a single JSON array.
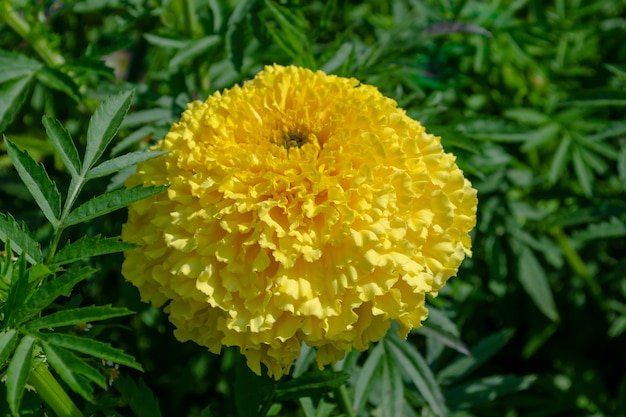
[[121, 65, 477, 379]]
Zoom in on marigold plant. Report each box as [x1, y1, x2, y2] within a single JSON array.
[[121, 65, 477, 379]]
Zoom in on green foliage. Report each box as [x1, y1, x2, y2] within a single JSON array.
[[0, 0, 625, 416]]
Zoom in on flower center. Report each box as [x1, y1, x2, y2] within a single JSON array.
[[282, 131, 309, 149]]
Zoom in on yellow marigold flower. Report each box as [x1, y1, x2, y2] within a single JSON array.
[[121, 65, 477, 379]]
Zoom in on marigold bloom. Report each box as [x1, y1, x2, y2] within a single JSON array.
[[121, 65, 477, 379]]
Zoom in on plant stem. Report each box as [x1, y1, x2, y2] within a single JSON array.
[[29, 362, 84, 417], [0, 0, 65, 67]]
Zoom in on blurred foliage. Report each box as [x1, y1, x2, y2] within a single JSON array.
[[0, 0, 625, 416]]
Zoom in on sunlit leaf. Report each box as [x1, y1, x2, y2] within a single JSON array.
[[0, 76, 32, 133], [0, 330, 18, 367], [86, 150, 166, 180], [42, 116, 81, 178], [13, 267, 95, 327], [4, 138, 61, 227], [6, 335, 34, 416], [82, 90, 134, 172], [64, 185, 167, 227], [38, 333, 143, 371], [0, 212, 43, 264], [40, 342, 96, 401], [0, 51, 42, 83], [23, 305, 133, 331], [51, 235, 136, 266]]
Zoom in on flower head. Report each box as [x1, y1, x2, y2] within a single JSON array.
[[121, 65, 477, 379]]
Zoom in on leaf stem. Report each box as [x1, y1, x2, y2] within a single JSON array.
[[0, 1, 65, 67], [29, 361, 84, 417], [550, 227, 601, 296]]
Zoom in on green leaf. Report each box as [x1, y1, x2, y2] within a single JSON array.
[[42, 116, 81, 178], [86, 150, 167, 180], [352, 341, 383, 413], [520, 123, 561, 152], [548, 135, 571, 184], [381, 344, 403, 417], [0, 51, 42, 83], [618, 145, 626, 190], [4, 138, 61, 227], [0, 330, 18, 366], [275, 369, 349, 401], [7, 335, 34, 416], [114, 375, 163, 417], [64, 185, 167, 227], [564, 90, 626, 107], [226, 0, 259, 71], [37, 333, 143, 371], [169, 36, 221, 72], [51, 235, 137, 266], [437, 330, 514, 386], [4, 255, 31, 329], [572, 145, 593, 197], [0, 76, 32, 133], [23, 305, 134, 331], [35, 67, 81, 103], [82, 90, 134, 173], [13, 267, 95, 327], [445, 374, 537, 410], [234, 355, 271, 417], [503, 108, 550, 126], [416, 325, 469, 356], [0, 212, 43, 264], [40, 342, 96, 401], [143, 33, 189, 49], [386, 335, 446, 417]]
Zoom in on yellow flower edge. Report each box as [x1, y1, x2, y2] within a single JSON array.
[[121, 64, 478, 379]]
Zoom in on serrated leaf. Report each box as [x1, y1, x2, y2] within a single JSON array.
[[275, 369, 349, 401], [4, 255, 31, 328], [7, 335, 34, 416], [445, 374, 537, 409], [437, 330, 514, 386], [51, 235, 137, 265], [13, 267, 95, 327], [0, 76, 32, 134], [0, 212, 43, 264], [0, 330, 18, 366], [386, 335, 446, 417], [40, 342, 96, 401], [4, 138, 61, 227], [38, 333, 143, 371], [42, 116, 81, 178], [352, 341, 383, 413], [0, 51, 43, 83], [82, 90, 134, 173], [35, 67, 81, 103], [86, 150, 167, 180], [23, 305, 134, 331], [169, 36, 221, 72], [64, 185, 167, 227]]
